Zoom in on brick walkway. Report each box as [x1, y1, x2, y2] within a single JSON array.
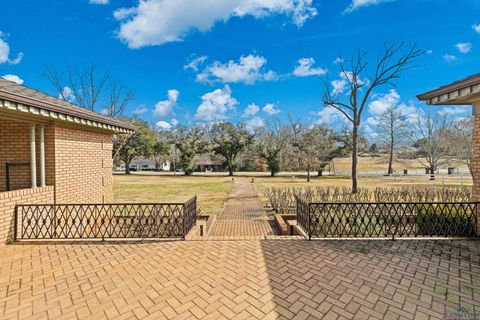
[[209, 182, 280, 237], [1, 239, 479, 319]]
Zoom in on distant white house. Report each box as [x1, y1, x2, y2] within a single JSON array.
[[128, 159, 171, 171]]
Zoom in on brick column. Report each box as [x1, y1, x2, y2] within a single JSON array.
[[472, 104, 480, 234]]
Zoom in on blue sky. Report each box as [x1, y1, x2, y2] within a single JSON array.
[[1, 0, 480, 133]]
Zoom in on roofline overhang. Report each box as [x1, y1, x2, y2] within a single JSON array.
[[0, 90, 136, 133], [417, 73, 480, 106]]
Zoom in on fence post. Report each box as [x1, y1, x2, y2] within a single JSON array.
[[13, 206, 18, 242], [183, 203, 187, 240], [308, 204, 312, 240]]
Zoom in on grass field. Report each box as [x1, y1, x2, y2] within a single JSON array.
[[113, 174, 234, 215], [113, 169, 472, 215]]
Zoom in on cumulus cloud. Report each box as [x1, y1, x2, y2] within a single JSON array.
[[473, 24, 480, 34], [184, 55, 208, 72], [293, 57, 327, 77], [59, 86, 76, 103], [195, 85, 238, 121], [196, 54, 277, 85], [443, 54, 457, 62], [345, 0, 394, 13], [89, 0, 109, 4], [0, 32, 23, 65], [364, 90, 418, 137], [1, 74, 23, 84], [132, 105, 149, 115], [154, 89, 179, 117], [312, 107, 348, 127], [242, 103, 260, 117], [262, 103, 280, 115], [156, 120, 172, 130], [333, 57, 344, 64], [455, 42, 472, 54], [114, 0, 317, 48], [330, 71, 368, 96], [246, 116, 265, 132], [367, 89, 400, 116], [438, 106, 470, 116]]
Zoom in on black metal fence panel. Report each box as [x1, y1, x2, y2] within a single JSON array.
[[295, 197, 478, 239], [15, 197, 197, 241]]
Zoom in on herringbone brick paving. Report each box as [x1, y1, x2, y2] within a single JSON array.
[[0, 239, 479, 319], [209, 182, 280, 237], [2, 181, 480, 319]]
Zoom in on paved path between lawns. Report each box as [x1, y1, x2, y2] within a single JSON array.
[[208, 181, 281, 237], [1, 239, 479, 319]]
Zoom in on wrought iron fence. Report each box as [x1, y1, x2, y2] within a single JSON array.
[[15, 197, 197, 241], [295, 196, 478, 239]]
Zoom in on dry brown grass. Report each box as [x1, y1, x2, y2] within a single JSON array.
[[113, 174, 234, 215], [113, 171, 472, 215]]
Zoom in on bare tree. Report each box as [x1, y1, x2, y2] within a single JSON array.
[[445, 117, 474, 175], [322, 42, 423, 193], [410, 111, 450, 179], [44, 64, 134, 118], [375, 105, 407, 175]]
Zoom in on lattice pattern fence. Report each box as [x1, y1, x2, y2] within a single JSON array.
[[295, 197, 478, 239], [15, 197, 197, 241]]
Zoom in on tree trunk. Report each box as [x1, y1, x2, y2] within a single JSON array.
[[351, 123, 358, 193], [270, 170, 275, 177], [318, 169, 323, 176], [387, 144, 394, 175], [307, 166, 311, 182], [229, 170, 234, 176], [125, 163, 131, 174]]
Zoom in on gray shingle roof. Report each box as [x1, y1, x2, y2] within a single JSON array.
[[0, 78, 135, 132]]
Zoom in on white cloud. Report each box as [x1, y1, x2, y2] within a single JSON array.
[[443, 54, 457, 62], [196, 54, 277, 85], [293, 57, 327, 77], [1, 74, 23, 84], [171, 118, 179, 126], [455, 42, 472, 54], [156, 121, 172, 130], [333, 57, 344, 64], [438, 106, 469, 116], [114, 0, 317, 48], [473, 24, 480, 34], [242, 103, 260, 117], [345, 0, 394, 13], [195, 85, 238, 121], [89, 0, 109, 4], [426, 49, 433, 55], [312, 107, 348, 126], [59, 86, 76, 103], [246, 116, 265, 132], [330, 71, 368, 96], [262, 103, 280, 115], [154, 89, 179, 117], [184, 55, 208, 72], [0, 32, 23, 65], [368, 89, 400, 116], [132, 105, 149, 115]]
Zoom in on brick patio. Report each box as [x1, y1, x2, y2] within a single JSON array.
[[2, 182, 480, 319], [0, 239, 479, 319]]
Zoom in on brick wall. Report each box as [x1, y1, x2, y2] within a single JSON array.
[[0, 119, 55, 192], [53, 126, 113, 203], [0, 186, 54, 243]]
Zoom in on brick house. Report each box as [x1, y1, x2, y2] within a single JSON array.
[[0, 78, 134, 243], [417, 73, 480, 232]]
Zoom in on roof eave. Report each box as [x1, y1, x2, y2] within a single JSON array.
[[0, 91, 136, 133]]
